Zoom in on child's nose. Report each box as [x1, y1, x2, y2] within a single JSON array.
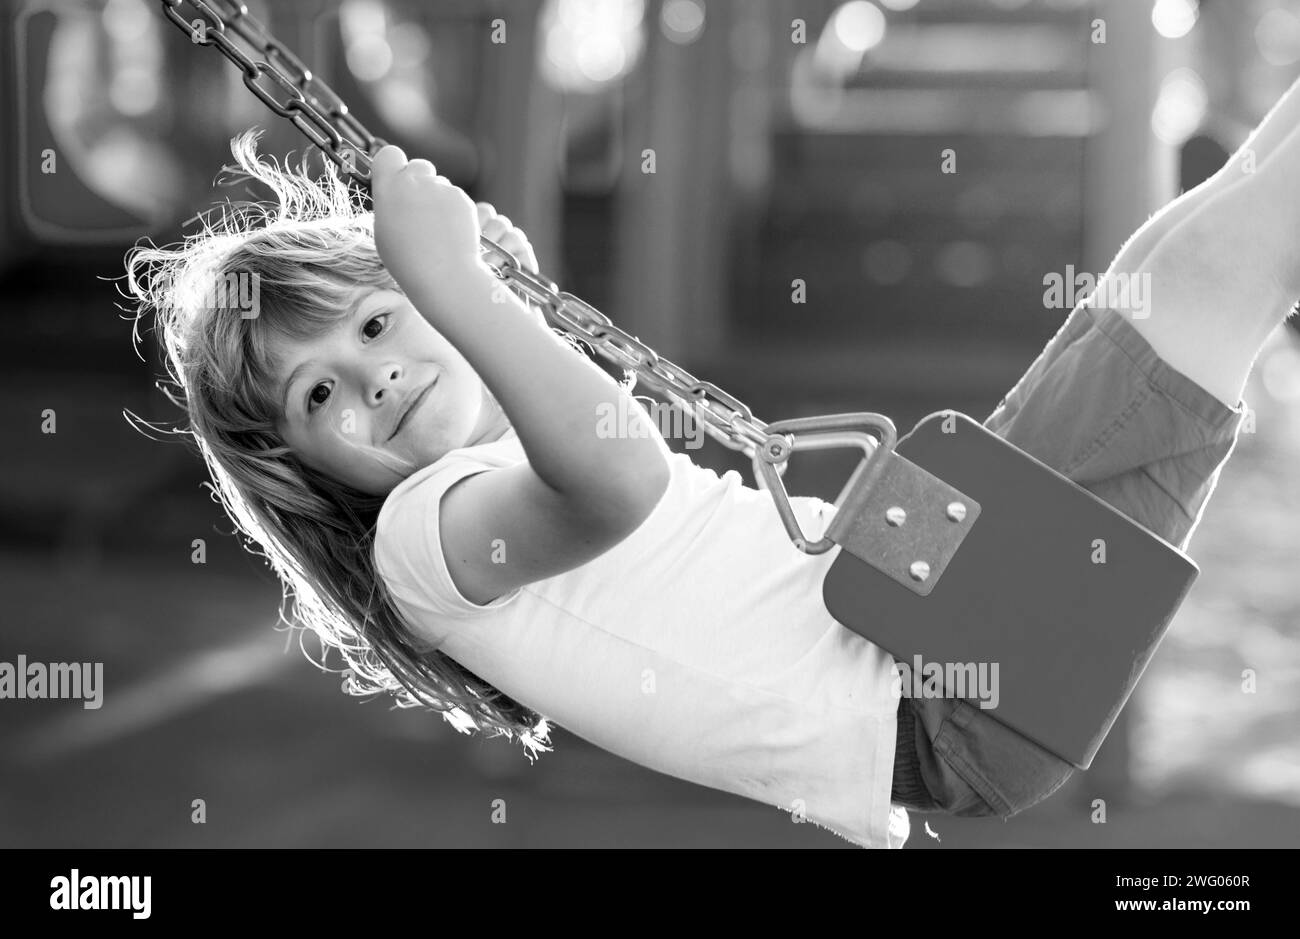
[[371, 365, 402, 403]]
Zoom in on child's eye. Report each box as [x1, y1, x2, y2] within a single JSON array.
[[301, 313, 389, 414], [307, 382, 332, 411], [362, 312, 390, 340]]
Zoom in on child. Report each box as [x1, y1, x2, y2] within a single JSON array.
[[126, 68, 1300, 843]]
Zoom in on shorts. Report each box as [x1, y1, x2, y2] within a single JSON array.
[[890, 302, 1249, 818]]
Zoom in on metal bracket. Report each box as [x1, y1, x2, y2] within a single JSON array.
[[825, 448, 981, 597], [752, 412, 981, 596]]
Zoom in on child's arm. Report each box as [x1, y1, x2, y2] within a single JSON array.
[[371, 146, 670, 605]]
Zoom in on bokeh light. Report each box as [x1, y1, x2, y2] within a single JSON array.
[[541, 0, 646, 91], [833, 1, 887, 54], [346, 34, 394, 82], [102, 0, 151, 42], [811, 0, 886, 80], [1151, 67, 1207, 145], [1152, 0, 1198, 40], [389, 26, 431, 67], [661, 0, 705, 46], [1262, 343, 1300, 402], [1256, 7, 1300, 67], [341, 0, 394, 81]]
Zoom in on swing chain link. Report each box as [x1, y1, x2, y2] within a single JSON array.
[[157, 0, 786, 468]]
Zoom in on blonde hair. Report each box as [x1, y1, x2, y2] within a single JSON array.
[[121, 128, 625, 759]]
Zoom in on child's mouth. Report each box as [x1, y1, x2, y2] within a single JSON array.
[[388, 377, 436, 441]]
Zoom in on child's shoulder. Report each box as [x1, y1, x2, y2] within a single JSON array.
[[385, 429, 524, 500], [373, 429, 529, 606], [376, 430, 527, 556]]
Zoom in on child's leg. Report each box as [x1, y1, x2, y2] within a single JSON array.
[[1095, 70, 1300, 294], [1096, 121, 1300, 409], [892, 693, 1075, 818], [892, 73, 1300, 822], [890, 150, 1300, 820], [895, 291, 1250, 816]]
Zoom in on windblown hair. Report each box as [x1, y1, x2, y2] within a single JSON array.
[[121, 128, 630, 760]]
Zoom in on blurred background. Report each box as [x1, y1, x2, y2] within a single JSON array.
[[1, 0, 1298, 848]]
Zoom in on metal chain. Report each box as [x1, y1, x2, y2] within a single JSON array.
[[157, 0, 784, 465]]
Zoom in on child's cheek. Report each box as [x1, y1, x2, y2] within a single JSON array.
[[330, 413, 419, 479]]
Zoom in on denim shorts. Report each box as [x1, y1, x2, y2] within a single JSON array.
[[890, 301, 1249, 818]]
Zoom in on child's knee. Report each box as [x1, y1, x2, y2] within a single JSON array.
[[955, 764, 1074, 820], [1001, 765, 1075, 818]]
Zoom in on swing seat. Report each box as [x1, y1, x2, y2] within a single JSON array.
[[758, 411, 1199, 770]]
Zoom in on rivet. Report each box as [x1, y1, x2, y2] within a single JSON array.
[[885, 506, 907, 527], [909, 560, 931, 582], [946, 501, 967, 523]]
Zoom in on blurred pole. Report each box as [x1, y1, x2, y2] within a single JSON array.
[[478, 0, 562, 287], [613, 0, 738, 363], [0, 4, 21, 272], [1073, 0, 1165, 812]]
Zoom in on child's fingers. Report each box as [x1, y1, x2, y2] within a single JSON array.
[[475, 201, 515, 227], [475, 201, 511, 231], [505, 235, 539, 274], [491, 230, 538, 273], [480, 216, 512, 242], [369, 144, 408, 190], [475, 201, 492, 228], [474, 201, 538, 272]]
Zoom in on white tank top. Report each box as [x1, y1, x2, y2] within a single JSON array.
[[374, 426, 908, 848]]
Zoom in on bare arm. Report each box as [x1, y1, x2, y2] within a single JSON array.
[[370, 146, 669, 605], [415, 274, 669, 604], [406, 263, 668, 514]]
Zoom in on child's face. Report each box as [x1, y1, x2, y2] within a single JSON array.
[[271, 287, 496, 495]]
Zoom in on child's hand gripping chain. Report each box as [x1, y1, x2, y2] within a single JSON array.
[[358, 144, 671, 608], [474, 201, 540, 276], [369, 143, 542, 320], [370, 144, 483, 289]]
